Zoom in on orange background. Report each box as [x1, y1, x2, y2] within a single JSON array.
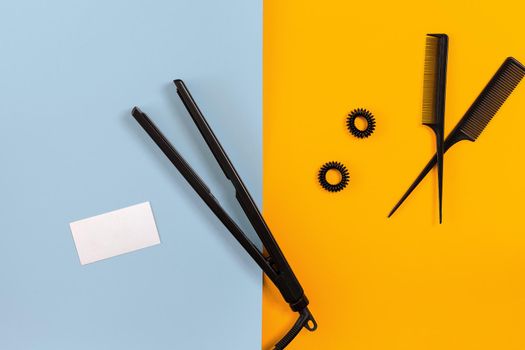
[[262, 1, 525, 349]]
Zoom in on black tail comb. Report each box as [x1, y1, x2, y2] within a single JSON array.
[[422, 34, 449, 223], [388, 57, 525, 218]]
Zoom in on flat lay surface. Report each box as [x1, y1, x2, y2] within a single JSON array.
[[0, 1, 262, 349], [263, 0, 525, 348], [3, 0, 525, 349]]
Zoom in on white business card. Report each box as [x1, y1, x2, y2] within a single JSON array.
[[70, 202, 160, 265]]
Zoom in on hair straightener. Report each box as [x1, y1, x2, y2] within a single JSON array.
[[132, 80, 317, 350], [389, 57, 525, 218]]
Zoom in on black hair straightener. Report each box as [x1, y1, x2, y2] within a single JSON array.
[[132, 80, 317, 350]]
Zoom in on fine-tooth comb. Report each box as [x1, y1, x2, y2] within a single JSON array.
[[422, 34, 449, 223], [132, 80, 317, 350], [389, 57, 525, 218]]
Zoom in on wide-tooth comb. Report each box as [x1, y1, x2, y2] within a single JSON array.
[[422, 34, 448, 223], [388, 57, 525, 218]]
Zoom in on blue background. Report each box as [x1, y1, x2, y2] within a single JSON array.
[[0, 1, 262, 349]]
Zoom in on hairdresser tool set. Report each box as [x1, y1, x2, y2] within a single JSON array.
[[129, 34, 525, 350]]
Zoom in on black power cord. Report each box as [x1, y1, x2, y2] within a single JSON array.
[[273, 308, 317, 349]]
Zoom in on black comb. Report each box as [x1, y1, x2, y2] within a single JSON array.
[[389, 57, 525, 218], [422, 34, 448, 223]]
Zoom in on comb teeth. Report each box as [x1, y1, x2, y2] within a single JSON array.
[[460, 57, 525, 140], [422, 35, 439, 124]]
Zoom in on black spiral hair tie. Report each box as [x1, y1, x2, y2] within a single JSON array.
[[318, 161, 350, 192], [347, 108, 376, 138]]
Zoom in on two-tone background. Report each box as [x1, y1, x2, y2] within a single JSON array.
[[2, 1, 525, 349]]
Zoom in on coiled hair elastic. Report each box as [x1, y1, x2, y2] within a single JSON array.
[[347, 108, 376, 138], [318, 161, 349, 192]]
